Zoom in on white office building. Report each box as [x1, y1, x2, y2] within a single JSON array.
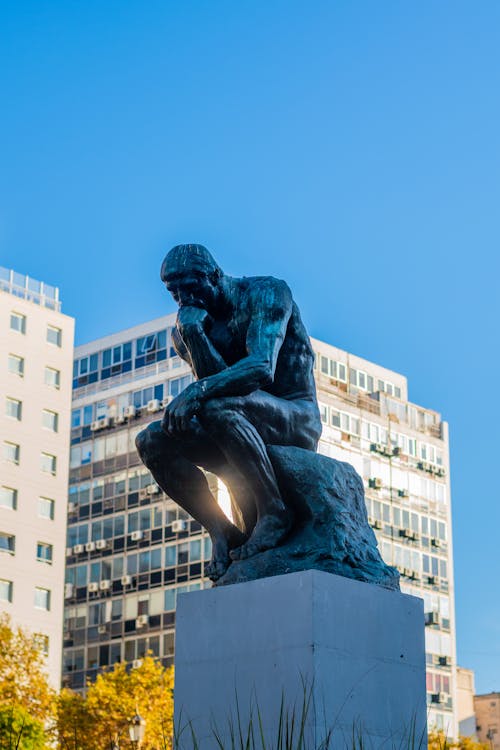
[[64, 314, 457, 735], [0, 267, 74, 688]]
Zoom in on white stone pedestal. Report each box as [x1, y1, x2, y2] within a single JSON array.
[[174, 571, 427, 749]]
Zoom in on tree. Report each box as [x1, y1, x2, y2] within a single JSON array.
[[428, 730, 490, 750], [0, 705, 46, 750], [0, 614, 54, 722], [0, 614, 53, 749], [56, 656, 174, 750]]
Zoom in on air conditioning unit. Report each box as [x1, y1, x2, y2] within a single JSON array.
[[73, 544, 84, 554], [161, 396, 173, 407], [98, 625, 108, 634], [66, 547, 73, 557], [115, 413, 126, 425], [427, 575, 439, 585], [96, 539, 107, 550], [136, 615, 149, 628], [425, 610, 439, 626], [88, 582, 99, 593], [431, 538, 441, 548], [172, 519, 187, 533], [131, 530, 144, 541], [368, 478, 382, 490], [431, 692, 449, 705], [398, 489, 409, 498], [147, 399, 161, 413], [435, 467, 446, 477], [403, 567, 413, 578], [99, 580, 111, 591], [399, 528, 412, 539], [63, 630, 72, 640], [124, 405, 137, 418], [132, 659, 143, 669], [146, 484, 160, 495], [368, 517, 382, 530], [392, 446, 401, 456], [121, 575, 132, 586], [68, 502, 77, 513], [410, 532, 420, 542], [85, 542, 96, 552], [64, 583, 74, 599], [370, 443, 382, 453], [91, 417, 110, 431], [438, 655, 451, 667]]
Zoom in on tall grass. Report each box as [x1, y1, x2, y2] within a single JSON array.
[[173, 682, 426, 750]]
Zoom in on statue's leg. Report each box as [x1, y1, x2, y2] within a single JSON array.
[[135, 421, 246, 580], [198, 394, 316, 560]]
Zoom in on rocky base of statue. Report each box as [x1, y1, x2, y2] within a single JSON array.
[[216, 446, 400, 590]]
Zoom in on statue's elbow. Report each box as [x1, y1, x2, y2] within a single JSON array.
[[256, 361, 274, 387]]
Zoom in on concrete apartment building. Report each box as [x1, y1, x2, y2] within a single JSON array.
[[475, 693, 500, 749], [63, 314, 457, 735], [0, 267, 74, 688]]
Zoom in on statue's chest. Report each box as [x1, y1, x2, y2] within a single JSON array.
[[209, 315, 248, 364]]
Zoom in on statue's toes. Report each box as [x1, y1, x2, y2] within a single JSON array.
[[206, 556, 230, 581]]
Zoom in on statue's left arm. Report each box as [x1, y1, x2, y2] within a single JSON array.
[[164, 279, 293, 433]]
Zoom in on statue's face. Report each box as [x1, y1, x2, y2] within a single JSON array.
[[164, 268, 219, 312]]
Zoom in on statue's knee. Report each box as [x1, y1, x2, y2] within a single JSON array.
[[135, 422, 164, 463]]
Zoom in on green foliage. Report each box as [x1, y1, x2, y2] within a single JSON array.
[[0, 704, 47, 750]]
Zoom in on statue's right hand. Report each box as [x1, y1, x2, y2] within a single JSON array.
[[177, 306, 211, 337]]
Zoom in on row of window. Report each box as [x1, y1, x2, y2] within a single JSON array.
[[63, 631, 176, 674], [67, 506, 171, 545], [315, 352, 402, 398], [319, 404, 444, 465], [0, 579, 51, 610], [72, 329, 175, 388], [4, 401, 59, 433], [7, 354, 61, 388], [10, 311, 63, 346], [367, 498, 447, 540], [0, 533, 53, 563], [70, 375, 192, 430], [65, 538, 211, 586], [1, 489, 56, 514], [378, 539, 448, 580], [1, 440, 57, 474]]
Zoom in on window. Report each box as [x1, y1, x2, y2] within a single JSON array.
[[44, 367, 60, 389], [41, 452, 57, 475], [38, 497, 55, 520], [3, 442, 20, 464], [37, 542, 53, 564], [33, 633, 49, 655], [0, 579, 13, 602], [10, 312, 26, 334], [42, 410, 58, 432], [0, 533, 15, 554], [0, 487, 17, 510], [46, 325, 62, 347], [8, 354, 24, 377], [6, 397, 22, 420], [34, 587, 51, 610]]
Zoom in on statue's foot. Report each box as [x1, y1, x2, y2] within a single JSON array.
[[229, 510, 291, 561], [206, 527, 247, 581]]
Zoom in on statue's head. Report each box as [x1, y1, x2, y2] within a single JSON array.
[[161, 244, 223, 312]]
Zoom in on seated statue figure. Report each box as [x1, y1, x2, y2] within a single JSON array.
[[136, 243, 322, 581]]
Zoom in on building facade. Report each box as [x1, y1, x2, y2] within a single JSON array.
[[456, 667, 477, 739], [63, 315, 457, 735], [475, 693, 500, 749], [0, 267, 74, 688]]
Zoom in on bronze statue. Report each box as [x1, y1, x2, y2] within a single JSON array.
[[136, 244, 322, 581], [136, 244, 400, 590]]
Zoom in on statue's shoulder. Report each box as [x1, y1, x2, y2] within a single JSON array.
[[238, 275, 292, 305]]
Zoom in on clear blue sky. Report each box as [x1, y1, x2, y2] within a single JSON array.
[[1, 1, 499, 693]]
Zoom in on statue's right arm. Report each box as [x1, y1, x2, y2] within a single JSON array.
[[173, 314, 227, 379]]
